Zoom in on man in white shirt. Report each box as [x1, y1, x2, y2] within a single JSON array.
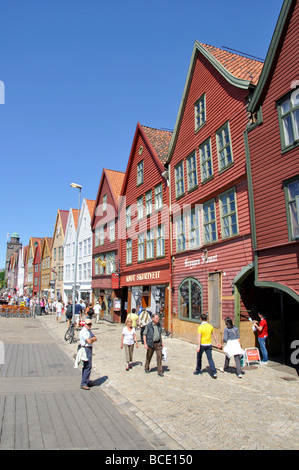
[[79, 318, 97, 390], [93, 301, 102, 323], [56, 300, 63, 323]]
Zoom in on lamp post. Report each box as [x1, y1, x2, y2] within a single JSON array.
[[70, 183, 82, 325]]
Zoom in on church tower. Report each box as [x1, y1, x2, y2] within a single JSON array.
[[5, 232, 22, 282]]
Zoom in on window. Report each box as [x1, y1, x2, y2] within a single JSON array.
[[199, 138, 213, 182], [99, 226, 104, 246], [126, 206, 131, 228], [109, 220, 115, 242], [216, 122, 233, 170], [179, 278, 202, 321], [137, 196, 143, 220], [176, 214, 186, 252], [186, 152, 198, 191], [94, 259, 99, 275], [138, 233, 145, 261], [156, 225, 165, 257], [155, 184, 163, 210], [195, 94, 206, 130], [145, 190, 152, 216], [285, 177, 299, 240], [106, 252, 115, 274], [189, 207, 200, 249], [103, 194, 107, 212], [203, 200, 217, 244], [95, 227, 100, 247], [220, 188, 238, 238], [137, 160, 144, 186], [175, 161, 184, 198], [278, 91, 299, 149], [126, 239, 132, 265], [88, 237, 91, 254], [146, 229, 155, 259]]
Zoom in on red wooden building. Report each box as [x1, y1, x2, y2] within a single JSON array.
[[33, 239, 44, 298], [91, 168, 125, 322], [119, 123, 173, 331], [245, 0, 299, 366], [166, 41, 263, 345]]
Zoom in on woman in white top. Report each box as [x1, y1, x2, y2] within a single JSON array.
[[121, 318, 138, 370]]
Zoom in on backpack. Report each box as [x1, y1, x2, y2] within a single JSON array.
[[87, 307, 94, 317]]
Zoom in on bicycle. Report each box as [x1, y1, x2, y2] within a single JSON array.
[[64, 323, 75, 344]]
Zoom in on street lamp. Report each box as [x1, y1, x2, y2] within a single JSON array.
[[70, 183, 82, 325]]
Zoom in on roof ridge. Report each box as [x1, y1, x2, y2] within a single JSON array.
[[200, 42, 264, 64]]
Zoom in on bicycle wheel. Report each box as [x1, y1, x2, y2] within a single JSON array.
[[64, 327, 71, 341], [69, 326, 75, 344]]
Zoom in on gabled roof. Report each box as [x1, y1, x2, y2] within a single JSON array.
[[59, 210, 69, 235], [85, 199, 96, 219], [42, 237, 52, 259], [248, 0, 296, 112], [167, 41, 264, 163], [141, 126, 173, 164], [120, 122, 172, 196], [91, 168, 125, 227], [200, 43, 263, 86]]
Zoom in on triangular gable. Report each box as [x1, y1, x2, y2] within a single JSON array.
[[120, 122, 172, 197], [51, 210, 69, 250], [33, 239, 44, 265], [64, 209, 78, 245], [91, 168, 125, 227], [248, 0, 296, 112], [167, 41, 264, 163], [41, 237, 52, 260]]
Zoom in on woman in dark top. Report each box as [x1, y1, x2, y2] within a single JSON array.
[[220, 317, 245, 378]]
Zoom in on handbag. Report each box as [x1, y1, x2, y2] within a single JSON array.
[[162, 346, 167, 362]]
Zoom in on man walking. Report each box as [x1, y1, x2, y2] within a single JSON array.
[[79, 318, 97, 390], [144, 313, 164, 376], [194, 313, 220, 379]]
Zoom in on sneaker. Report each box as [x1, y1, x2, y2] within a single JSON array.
[[238, 374, 243, 378], [193, 371, 201, 375], [145, 369, 150, 373], [212, 374, 217, 379], [261, 361, 269, 365], [81, 385, 90, 390], [219, 367, 225, 373], [158, 373, 164, 377]]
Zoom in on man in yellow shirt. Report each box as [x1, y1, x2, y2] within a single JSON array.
[[194, 313, 220, 379], [126, 308, 139, 329]]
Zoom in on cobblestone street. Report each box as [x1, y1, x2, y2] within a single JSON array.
[[40, 315, 299, 450]]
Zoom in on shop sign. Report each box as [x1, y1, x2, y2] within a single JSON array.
[[126, 270, 161, 283], [111, 273, 119, 289], [184, 254, 218, 269], [244, 348, 261, 366]]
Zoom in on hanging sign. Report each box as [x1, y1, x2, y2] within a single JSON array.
[[111, 273, 119, 289]]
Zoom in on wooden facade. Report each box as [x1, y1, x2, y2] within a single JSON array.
[[245, 0, 299, 365], [33, 239, 44, 297], [91, 168, 125, 322], [51, 209, 69, 301], [40, 237, 53, 297], [167, 42, 263, 344], [119, 123, 173, 330]]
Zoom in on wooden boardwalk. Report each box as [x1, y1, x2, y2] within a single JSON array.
[[0, 320, 153, 450]]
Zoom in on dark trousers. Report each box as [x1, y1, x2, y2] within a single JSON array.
[[145, 342, 162, 374], [196, 344, 216, 375], [223, 354, 242, 375], [81, 347, 92, 386]]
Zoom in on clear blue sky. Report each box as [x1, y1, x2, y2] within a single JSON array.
[[0, 0, 284, 269]]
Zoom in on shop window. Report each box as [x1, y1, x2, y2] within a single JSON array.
[[178, 278, 202, 322]]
